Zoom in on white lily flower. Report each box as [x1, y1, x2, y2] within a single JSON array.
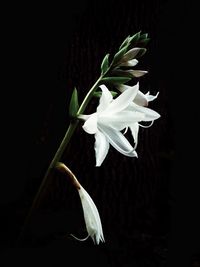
[[56, 162, 104, 245], [79, 83, 145, 166], [117, 84, 160, 147]]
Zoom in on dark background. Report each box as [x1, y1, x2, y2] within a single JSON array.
[[1, 0, 199, 266]]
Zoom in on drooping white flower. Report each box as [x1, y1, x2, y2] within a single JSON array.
[[79, 83, 145, 166], [77, 186, 105, 245], [56, 162, 104, 245]]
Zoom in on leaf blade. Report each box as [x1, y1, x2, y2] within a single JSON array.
[[69, 87, 79, 118], [101, 53, 110, 74], [101, 76, 132, 84]]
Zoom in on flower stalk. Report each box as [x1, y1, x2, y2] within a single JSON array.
[[17, 75, 104, 245]]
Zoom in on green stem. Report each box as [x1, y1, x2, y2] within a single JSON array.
[[17, 75, 103, 245], [77, 76, 103, 114]]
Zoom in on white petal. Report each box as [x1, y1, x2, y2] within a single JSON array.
[[82, 113, 98, 134], [117, 86, 159, 107], [97, 85, 113, 113], [94, 130, 110, 167], [145, 91, 159, 102], [99, 111, 145, 131], [129, 123, 139, 147], [134, 90, 148, 106], [78, 186, 104, 244], [106, 83, 139, 113], [119, 87, 149, 106], [99, 125, 137, 157], [130, 103, 160, 121]]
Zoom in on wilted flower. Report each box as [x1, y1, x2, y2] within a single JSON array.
[[56, 162, 104, 245], [77, 186, 105, 245]]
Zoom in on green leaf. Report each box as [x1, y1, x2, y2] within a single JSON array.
[[113, 46, 128, 65], [94, 90, 118, 98], [69, 87, 79, 118], [93, 91, 102, 98], [137, 38, 150, 47], [101, 53, 110, 74], [129, 31, 141, 45], [119, 35, 130, 50], [140, 33, 148, 40], [111, 70, 134, 78], [110, 91, 118, 97], [102, 76, 132, 84]]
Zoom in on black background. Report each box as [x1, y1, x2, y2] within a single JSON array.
[[1, 0, 199, 266]]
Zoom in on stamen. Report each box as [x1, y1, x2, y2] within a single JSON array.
[[122, 127, 128, 135], [139, 121, 154, 128], [70, 233, 90, 242]]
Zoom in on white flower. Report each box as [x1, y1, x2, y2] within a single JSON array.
[[56, 162, 104, 245], [79, 83, 145, 166], [76, 186, 105, 245], [117, 83, 159, 107], [117, 84, 160, 147]]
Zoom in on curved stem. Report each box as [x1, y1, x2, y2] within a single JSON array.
[[77, 76, 102, 114], [17, 75, 103, 245]]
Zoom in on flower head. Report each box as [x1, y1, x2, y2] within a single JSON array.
[[79, 83, 144, 166], [56, 162, 104, 245], [77, 186, 105, 245], [79, 83, 160, 166]]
